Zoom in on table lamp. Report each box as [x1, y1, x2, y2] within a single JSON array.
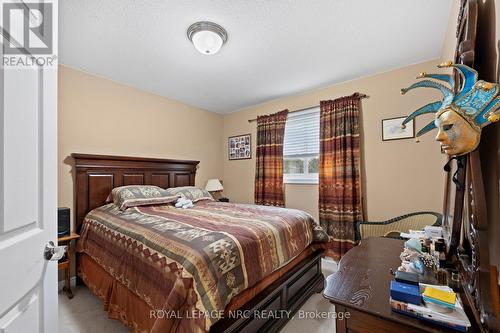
[[205, 179, 224, 200]]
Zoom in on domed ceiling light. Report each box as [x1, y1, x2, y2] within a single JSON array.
[[187, 21, 228, 55]]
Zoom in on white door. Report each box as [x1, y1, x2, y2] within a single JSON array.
[[0, 0, 58, 332]]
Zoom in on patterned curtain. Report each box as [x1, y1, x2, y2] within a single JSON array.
[[254, 110, 289, 206], [319, 93, 364, 260]]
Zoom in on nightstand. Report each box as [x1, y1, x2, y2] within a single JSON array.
[[58, 232, 80, 299]]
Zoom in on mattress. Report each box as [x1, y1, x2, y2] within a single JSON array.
[[77, 201, 329, 333]]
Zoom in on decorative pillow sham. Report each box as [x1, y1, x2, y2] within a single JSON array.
[[165, 186, 214, 202], [109, 185, 179, 210]]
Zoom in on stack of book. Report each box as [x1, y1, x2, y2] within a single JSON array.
[[390, 282, 471, 331], [422, 285, 456, 309]]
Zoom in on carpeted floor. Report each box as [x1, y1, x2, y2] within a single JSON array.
[[58, 258, 337, 333]]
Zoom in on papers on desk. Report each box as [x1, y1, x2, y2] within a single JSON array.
[[400, 226, 443, 239], [424, 225, 443, 238], [400, 230, 426, 239]]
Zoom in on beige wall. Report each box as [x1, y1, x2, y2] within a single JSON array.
[[58, 65, 224, 225], [222, 61, 447, 221], [440, 0, 461, 63], [59, 61, 449, 224]]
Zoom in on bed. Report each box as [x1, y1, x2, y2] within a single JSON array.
[[72, 153, 327, 333]]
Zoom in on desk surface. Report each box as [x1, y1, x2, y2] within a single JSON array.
[[323, 237, 461, 333]]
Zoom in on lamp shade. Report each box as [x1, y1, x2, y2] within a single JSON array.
[[205, 179, 223, 192]]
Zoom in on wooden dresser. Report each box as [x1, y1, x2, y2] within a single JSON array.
[[323, 237, 474, 333]]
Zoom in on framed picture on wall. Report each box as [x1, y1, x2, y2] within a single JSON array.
[[228, 134, 251, 160], [382, 116, 415, 141]]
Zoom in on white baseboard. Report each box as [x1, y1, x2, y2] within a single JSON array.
[[58, 276, 77, 291]]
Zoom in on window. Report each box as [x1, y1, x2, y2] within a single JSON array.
[[283, 107, 320, 184]]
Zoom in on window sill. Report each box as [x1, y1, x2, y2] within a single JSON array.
[[284, 178, 319, 185]]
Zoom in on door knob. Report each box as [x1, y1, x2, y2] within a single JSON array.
[[44, 241, 67, 261]]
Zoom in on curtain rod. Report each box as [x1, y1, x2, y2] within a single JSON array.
[[247, 93, 369, 123]]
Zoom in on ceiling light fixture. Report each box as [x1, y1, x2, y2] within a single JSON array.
[[187, 21, 228, 55]]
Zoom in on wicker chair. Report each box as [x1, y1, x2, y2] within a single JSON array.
[[355, 211, 442, 240]]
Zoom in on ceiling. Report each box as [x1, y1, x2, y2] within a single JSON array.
[[60, 0, 452, 114]]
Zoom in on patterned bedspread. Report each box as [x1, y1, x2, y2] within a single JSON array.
[[77, 201, 329, 333]]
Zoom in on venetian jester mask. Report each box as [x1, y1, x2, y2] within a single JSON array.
[[401, 61, 500, 156]]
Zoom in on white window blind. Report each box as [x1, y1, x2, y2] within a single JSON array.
[[283, 107, 320, 157], [283, 107, 320, 184]]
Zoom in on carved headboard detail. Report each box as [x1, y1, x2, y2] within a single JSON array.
[[71, 153, 199, 232]]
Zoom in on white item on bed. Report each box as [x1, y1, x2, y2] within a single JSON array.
[[175, 197, 194, 209]]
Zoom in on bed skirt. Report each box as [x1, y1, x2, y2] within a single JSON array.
[[77, 246, 317, 333]]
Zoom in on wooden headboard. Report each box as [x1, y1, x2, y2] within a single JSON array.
[[71, 153, 199, 232]]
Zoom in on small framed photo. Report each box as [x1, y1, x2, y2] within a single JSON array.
[[382, 116, 415, 141], [228, 134, 251, 160]]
